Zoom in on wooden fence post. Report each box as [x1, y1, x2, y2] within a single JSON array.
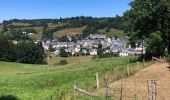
[[127, 65, 130, 77], [151, 80, 156, 100], [96, 73, 100, 91], [74, 80, 77, 97], [120, 72, 123, 100], [104, 74, 111, 99]]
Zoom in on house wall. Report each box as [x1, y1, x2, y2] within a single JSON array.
[[119, 52, 128, 57]]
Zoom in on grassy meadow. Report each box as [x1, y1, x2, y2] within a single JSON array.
[[22, 27, 43, 40], [48, 55, 93, 66], [98, 28, 125, 39], [0, 56, 151, 100]]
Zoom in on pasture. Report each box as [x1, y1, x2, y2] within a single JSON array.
[[0, 56, 147, 100]]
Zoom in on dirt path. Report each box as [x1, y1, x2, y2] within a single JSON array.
[[97, 63, 170, 100]]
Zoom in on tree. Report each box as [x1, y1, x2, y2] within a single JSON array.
[[124, 0, 170, 56], [2, 23, 8, 32], [105, 27, 111, 32], [42, 27, 53, 39], [0, 36, 46, 64], [60, 48, 68, 57], [58, 36, 69, 42], [15, 42, 46, 64], [145, 31, 165, 59], [49, 44, 55, 52], [82, 26, 97, 38], [167, 55, 170, 65], [97, 43, 103, 56], [0, 35, 17, 62]]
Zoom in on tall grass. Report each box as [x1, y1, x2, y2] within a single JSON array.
[[0, 56, 150, 100]]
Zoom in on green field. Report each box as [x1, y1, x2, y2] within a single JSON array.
[[21, 27, 43, 40], [98, 28, 125, 39], [0, 56, 150, 100], [48, 55, 93, 66]]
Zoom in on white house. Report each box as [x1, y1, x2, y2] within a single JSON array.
[[89, 49, 97, 56], [75, 47, 81, 52], [54, 49, 60, 55], [28, 33, 35, 35], [42, 43, 50, 50], [119, 51, 129, 57], [90, 34, 106, 39]]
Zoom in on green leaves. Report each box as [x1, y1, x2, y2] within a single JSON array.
[[145, 31, 165, 58], [124, 0, 170, 57]]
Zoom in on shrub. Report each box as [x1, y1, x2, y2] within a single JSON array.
[[59, 60, 68, 65]]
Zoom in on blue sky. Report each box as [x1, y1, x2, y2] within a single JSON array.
[[1, 0, 132, 22]]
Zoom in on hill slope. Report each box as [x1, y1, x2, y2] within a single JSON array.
[[53, 27, 86, 38], [0, 57, 142, 100], [97, 62, 170, 100]]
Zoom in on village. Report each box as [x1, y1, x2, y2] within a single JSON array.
[[41, 33, 145, 57]]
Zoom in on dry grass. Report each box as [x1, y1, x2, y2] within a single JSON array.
[[97, 62, 170, 100], [53, 27, 85, 38], [48, 23, 66, 28], [48, 56, 93, 66]]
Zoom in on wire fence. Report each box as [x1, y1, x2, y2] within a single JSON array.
[[73, 57, 169, 100]]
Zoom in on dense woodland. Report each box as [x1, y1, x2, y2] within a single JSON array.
[[0, 35, 46, 64]]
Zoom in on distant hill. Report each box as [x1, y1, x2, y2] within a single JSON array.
[[0, 16, 127, 40]]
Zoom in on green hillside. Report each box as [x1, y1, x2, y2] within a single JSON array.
[[98, 28, 125, 39], [53, 27, 86, 39], [0, 17, 126, 40], [0, 56, 148, 100], [22, 27, 43, 40]]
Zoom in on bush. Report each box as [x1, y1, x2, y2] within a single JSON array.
[[59, 60, 68, 65]]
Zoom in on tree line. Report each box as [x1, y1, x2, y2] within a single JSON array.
[[0, 35, 46, 64], [1, 16, 127, 40]]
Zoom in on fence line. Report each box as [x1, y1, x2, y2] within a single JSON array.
[[152, 57, 165, 63], [73, 60, 158, 99], [96, 73, 100, 91], [74, 80, 99, 97]]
